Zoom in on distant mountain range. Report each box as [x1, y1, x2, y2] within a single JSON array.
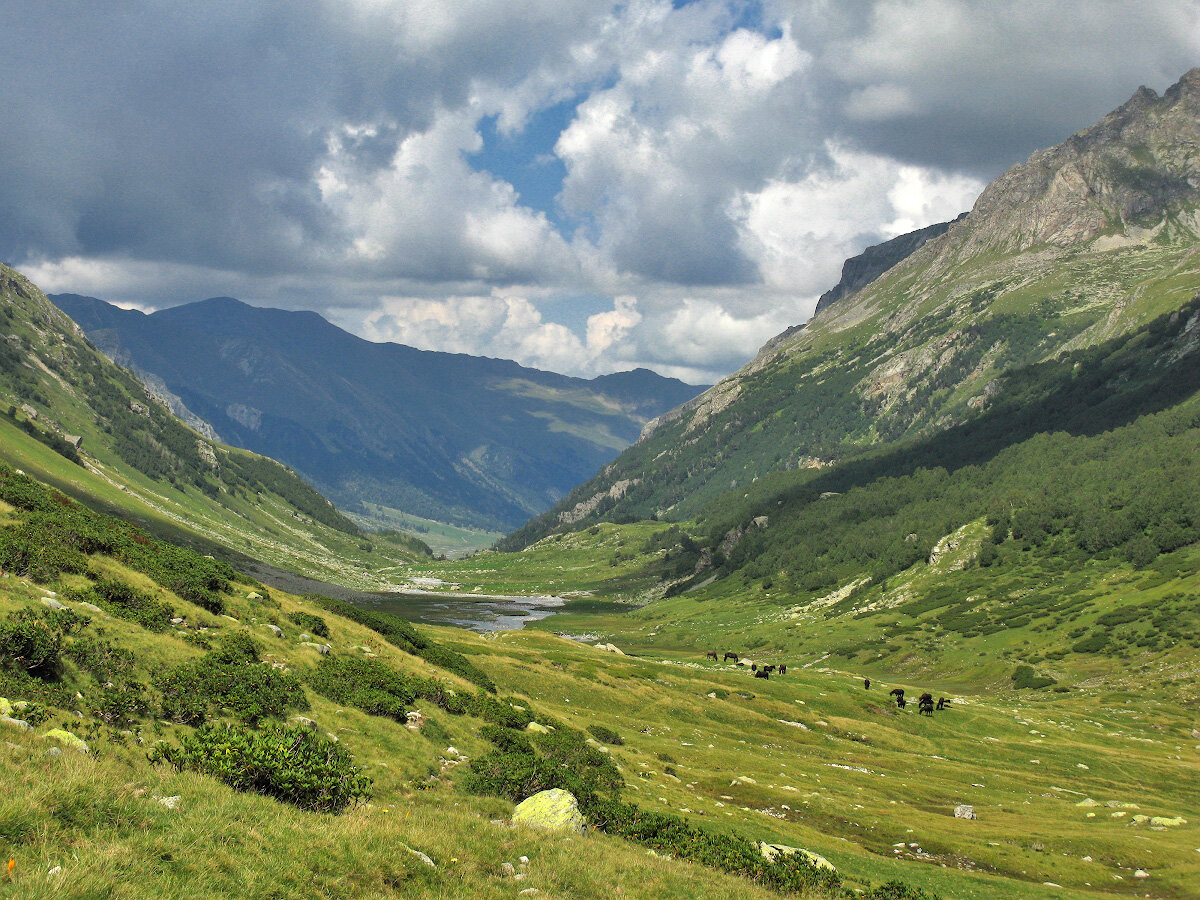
[[53, 294, 704, 533]]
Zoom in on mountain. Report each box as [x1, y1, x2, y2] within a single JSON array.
[[506, 68, 1200, 549], [812, 214, 965, 317], [0, 262, 435, 587], [52, 294, 704, 535]]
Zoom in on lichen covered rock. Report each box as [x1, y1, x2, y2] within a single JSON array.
[[512, 789, 585, 833]]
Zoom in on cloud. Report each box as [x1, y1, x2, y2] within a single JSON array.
[[1, 1, 1194, 381]]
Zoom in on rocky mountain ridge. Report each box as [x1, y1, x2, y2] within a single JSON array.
[[503, 68, 1200, 548]]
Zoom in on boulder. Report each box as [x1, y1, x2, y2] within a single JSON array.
[[44, 729, 89, 754], [264, 624, 284, 638], [1149, 816, 1186, 827], [0, 698, 11, 717], [512, 789, 586, 833], [1, 716, 32, 731], [41, 597, 68, 611], [954, 804, 977, 820], [525, 722, 553, 734], [759, 843, 836, 873]]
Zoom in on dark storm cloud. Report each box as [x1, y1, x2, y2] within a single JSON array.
[[774, 0, 1200, 177], [0, 1, 607, 274]]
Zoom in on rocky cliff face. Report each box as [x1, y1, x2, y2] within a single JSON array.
[[946, 68, 1200, 261], [813, 215, 965, 316]]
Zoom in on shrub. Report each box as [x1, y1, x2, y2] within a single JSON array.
[[1012, 665, 1057, 690], [156, 637, 307, 725], [0, 612, 62, 679], [287, 611, 330, 638], [307, 655, 416, 722], [149, 722, 370, 813], [587, 724, 624, 746], [309, 597, 495, 691], [68, 579, 175, 632]]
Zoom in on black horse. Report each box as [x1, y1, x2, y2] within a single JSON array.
[[936, 697, 950, 710], [723, 652, 739, 662], [779, 664, 787, 675], [864, 677, 870, 690], [918, 693, 934, 717], [754, 669, 770, 679]]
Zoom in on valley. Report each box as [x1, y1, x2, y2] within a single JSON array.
[[4, 63, 1200, 900]]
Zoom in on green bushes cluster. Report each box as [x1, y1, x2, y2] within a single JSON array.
[[149, 722, 370, 813], [156, 635, 307, 725], [307, 655, 416, 722], [0, 465, 231, 612], [310, 596, 495, 691], [69, 579, 176, 632], [587, 724, 624, 745], [0, 610, 62, 679], [287, 611, 330, 638], [1011, 665, 1057, 690]]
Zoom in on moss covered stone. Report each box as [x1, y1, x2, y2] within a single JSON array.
[[512, 788, 585, 833]]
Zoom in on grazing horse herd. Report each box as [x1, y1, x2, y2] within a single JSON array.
[[706, 652, 951, 714]]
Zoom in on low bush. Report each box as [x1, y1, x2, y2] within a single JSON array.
[[149, 722, 371, 813], [287, 611, 330, 638], [0, 611, 62, 679], [587, 724, 624, 746], [1011, 665, 1057, 690], [307, 655, 416, 722], [309, 596, 495, 691], [65, 579, 175, 633], [156, 636, 307, 725]]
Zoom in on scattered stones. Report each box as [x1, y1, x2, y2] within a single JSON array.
[[594, 642, 625, 655], [291, 716, 318, 732], [77, 601, 103, 613], [759, 843, 836, 873], [155, 795, 182, 809], [501, 862, 516, 876], [170, 617, 185, 625], [445, 746, 462, 758], [46, 747, 62, 758], [1076, 798, 1099, 807], [41, 597, 68, 611], [954, 805, 977, 820], [247, 592, 263, 601], [519, 890, 540, 896], [512, 789, 585, 833], [1105, 801, 1139, 809], [48, 866, 62, 877], [1134, 870, 1149, 879]]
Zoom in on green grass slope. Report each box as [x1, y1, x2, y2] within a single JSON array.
[[2, 466, 1197, 900], [0, 468, 1195, 897], [0, 263, 430, 588]]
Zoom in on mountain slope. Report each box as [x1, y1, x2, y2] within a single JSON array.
[[507, 68, 1200, 547], [53, 294, 704, 533], [0, 262, 431, 587]]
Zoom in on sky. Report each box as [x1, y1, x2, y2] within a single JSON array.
[[2, 1, 1198, 384]]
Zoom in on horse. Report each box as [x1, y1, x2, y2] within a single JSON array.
[[863, 677, 870, 690], [723, 652, 739, 662], [936, 697, 950, 710], [706, 650, 718, 661], [779, 664, 787, 675], [918, 693, 934, 717], [754, 669, 769, 679]]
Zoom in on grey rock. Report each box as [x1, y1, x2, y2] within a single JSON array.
[[954, 804, 977, 820], [264, 624, 283, 638], [0, 716, 32, 731], [41, 597, 68, 611]]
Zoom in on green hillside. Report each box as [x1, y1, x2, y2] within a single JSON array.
[[0, 263, 430, 588], [3, 464, 1198, 900]]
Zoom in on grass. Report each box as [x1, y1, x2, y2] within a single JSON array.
[[2, 491, 1199, 899]]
